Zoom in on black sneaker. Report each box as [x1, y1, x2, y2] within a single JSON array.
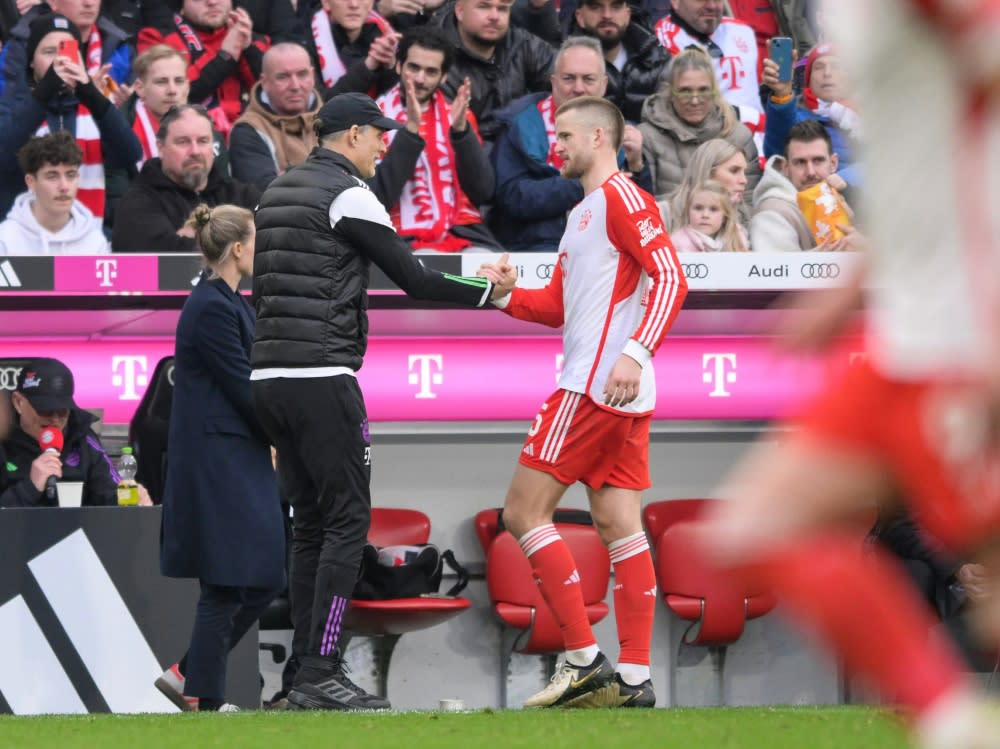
[[587, 674, 656, 708], [523, 652, 615, 708], [287, 656, 391, 712]]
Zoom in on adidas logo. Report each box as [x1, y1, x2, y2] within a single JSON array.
[[522, 443, 534, 457], [564, 569, 581, 585], [0, 260, 22, 288]]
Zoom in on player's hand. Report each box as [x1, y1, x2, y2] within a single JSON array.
[[958, 563, 991, 604], [30, 452, 62, 493], [478, 253, 516, 298], [622, 124, 643, 172], [603, 354, 641, 407], [450, 77, 472, 132]]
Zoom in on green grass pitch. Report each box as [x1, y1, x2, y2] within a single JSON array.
[[0, 706, 912, 749]]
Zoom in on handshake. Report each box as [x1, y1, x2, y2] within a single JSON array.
[[477, 252, 519, 301]]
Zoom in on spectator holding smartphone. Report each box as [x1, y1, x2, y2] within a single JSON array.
[[762, 41, 860, 193]]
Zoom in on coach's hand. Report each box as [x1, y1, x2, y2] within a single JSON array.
[[603, 354, 641, 407]]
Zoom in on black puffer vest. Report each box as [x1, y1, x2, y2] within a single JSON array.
[[252, 148, 371, 370]]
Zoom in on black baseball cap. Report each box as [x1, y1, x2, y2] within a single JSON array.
[[315, 93, 403, 137], [16, 358, 76, 413]]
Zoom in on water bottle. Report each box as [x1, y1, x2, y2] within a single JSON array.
[[117, 447, 139, 506]]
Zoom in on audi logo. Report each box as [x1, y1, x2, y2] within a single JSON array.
[[0, 365, 22, 391], [535, 264, 555, 280], [681, 263, 709, 280], [800, 263, 841, 279]]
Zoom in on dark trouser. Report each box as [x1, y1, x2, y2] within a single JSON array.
[[253, 375, 372, 661], [184, 582, 279, 699]]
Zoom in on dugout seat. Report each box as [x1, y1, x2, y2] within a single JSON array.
[[475, 508, 611, 707], [643, 499, 777, 705], [343, 507, 472, 698], [128, 356, 175, 504]]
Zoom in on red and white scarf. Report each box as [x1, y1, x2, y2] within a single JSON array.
[[133, 99, 159, 170], [376, 85, 482, 252], [85, 25, 102, 77], [312, 9, 393, 89], [36, 106, 104, 218], [536, 95, 563, 170]]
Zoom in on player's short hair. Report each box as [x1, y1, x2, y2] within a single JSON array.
[[17, 130, 82, 175], [132, 44, 187, 82], [785, 118, 834, 158], [555, 95, 624, 151]]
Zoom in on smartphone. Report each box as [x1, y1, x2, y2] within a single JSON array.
[[768, 37, 793, 83], [57, 38, 79, 61]]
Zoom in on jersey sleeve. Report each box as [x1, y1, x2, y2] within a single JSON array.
[[496, 258, 566, 328], [604, 174, 688, 365], [907, 0, 1000, 82]]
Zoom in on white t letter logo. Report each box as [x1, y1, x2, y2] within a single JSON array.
[[96, 258, 118, 288], [112, 356, 149, 401], [408, 354, 443, 399], [703, 353, 737, 398]]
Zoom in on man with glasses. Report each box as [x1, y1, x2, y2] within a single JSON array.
[[112, 104, 259, 252], [0, 358, 150, 507], [490, 36, 651, 251], [653, 0, 764, 147]]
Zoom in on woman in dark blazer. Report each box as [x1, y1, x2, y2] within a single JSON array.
[[155, 203, 285, 712]]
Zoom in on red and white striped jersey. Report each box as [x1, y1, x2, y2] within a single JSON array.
[[498, 173, 687, 415], [829, 0, 1000, 379], [654, 17, 764, 135]]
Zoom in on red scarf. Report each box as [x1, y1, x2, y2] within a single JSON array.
[[536, 95, 562, 170], [85, 25, 101, 77], [376, 85, 482, 252], [36, 105, 104, 218], [133, 99, 159, 169]]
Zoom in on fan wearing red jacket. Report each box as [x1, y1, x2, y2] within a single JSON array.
[[138, 0, 270, 137], [480, 95, 687, 710]]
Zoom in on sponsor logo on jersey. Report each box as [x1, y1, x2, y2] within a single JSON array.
[[636, 217, 664, 247]]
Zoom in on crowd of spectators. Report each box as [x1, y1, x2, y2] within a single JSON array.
[[0, 0, 860, 256]]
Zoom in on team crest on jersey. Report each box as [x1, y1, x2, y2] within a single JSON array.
[[578, 209, 592, 231], [736, 37, 748, 54], [636, 216, 664, 247]]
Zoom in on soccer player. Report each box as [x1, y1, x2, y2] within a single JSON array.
[[697, 2, 1000, 747], [479, 95, 687, 708]]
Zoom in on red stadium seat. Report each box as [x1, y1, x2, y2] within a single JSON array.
[[475, 508, 611, 706], [643, 499, 777, 705], [343, 507, 471, 698]]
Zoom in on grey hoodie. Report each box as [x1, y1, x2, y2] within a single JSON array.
[[0, 191, 110, 255], [750, 155, 815, 252]]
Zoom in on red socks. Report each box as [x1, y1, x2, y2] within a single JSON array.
[[745, 532, 965, 713], [609, 532, 656, 668], [518, 525, 596, 650]]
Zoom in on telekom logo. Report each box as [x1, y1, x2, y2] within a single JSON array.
[[112, 356, 148, 401], [702, 353, 737, 398], [717, 56, 747, 90], [408, 354, 442, 399], [95, 259, 118, 288]]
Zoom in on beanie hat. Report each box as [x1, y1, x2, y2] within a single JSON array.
[[804, 43, 833, 90], [26, 13, 82, 76]]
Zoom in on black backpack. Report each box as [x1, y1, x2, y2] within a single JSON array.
[[353, 544, 470, 600]]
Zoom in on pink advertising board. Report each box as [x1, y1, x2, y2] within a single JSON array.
[[0, 337, 856, 425]]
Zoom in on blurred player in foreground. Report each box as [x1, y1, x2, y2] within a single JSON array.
[[699, 2, 1000, 747]]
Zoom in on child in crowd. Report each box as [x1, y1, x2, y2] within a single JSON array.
[[669, 180, 748, 252]]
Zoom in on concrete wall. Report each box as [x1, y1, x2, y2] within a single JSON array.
[[261, 421, 843, 709]]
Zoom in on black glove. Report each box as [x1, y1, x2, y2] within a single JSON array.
[[32, 64, 65, 103], [73, 79, 111, 119]]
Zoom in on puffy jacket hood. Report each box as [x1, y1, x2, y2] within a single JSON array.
[[752, 155, 797, 206]]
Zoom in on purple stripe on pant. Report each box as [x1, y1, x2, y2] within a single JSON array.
[[320, 595, 348, 656]]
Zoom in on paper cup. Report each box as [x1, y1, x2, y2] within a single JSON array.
[[58, 481, 84, 508], [439, 698, 464, 712]]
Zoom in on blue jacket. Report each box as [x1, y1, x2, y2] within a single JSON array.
[[490, 92, 655, 252], [160, 276, 286, 590], [0, 74, 142, 220], [0, 9, 133, 98], [763, 96, 861, 188]]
